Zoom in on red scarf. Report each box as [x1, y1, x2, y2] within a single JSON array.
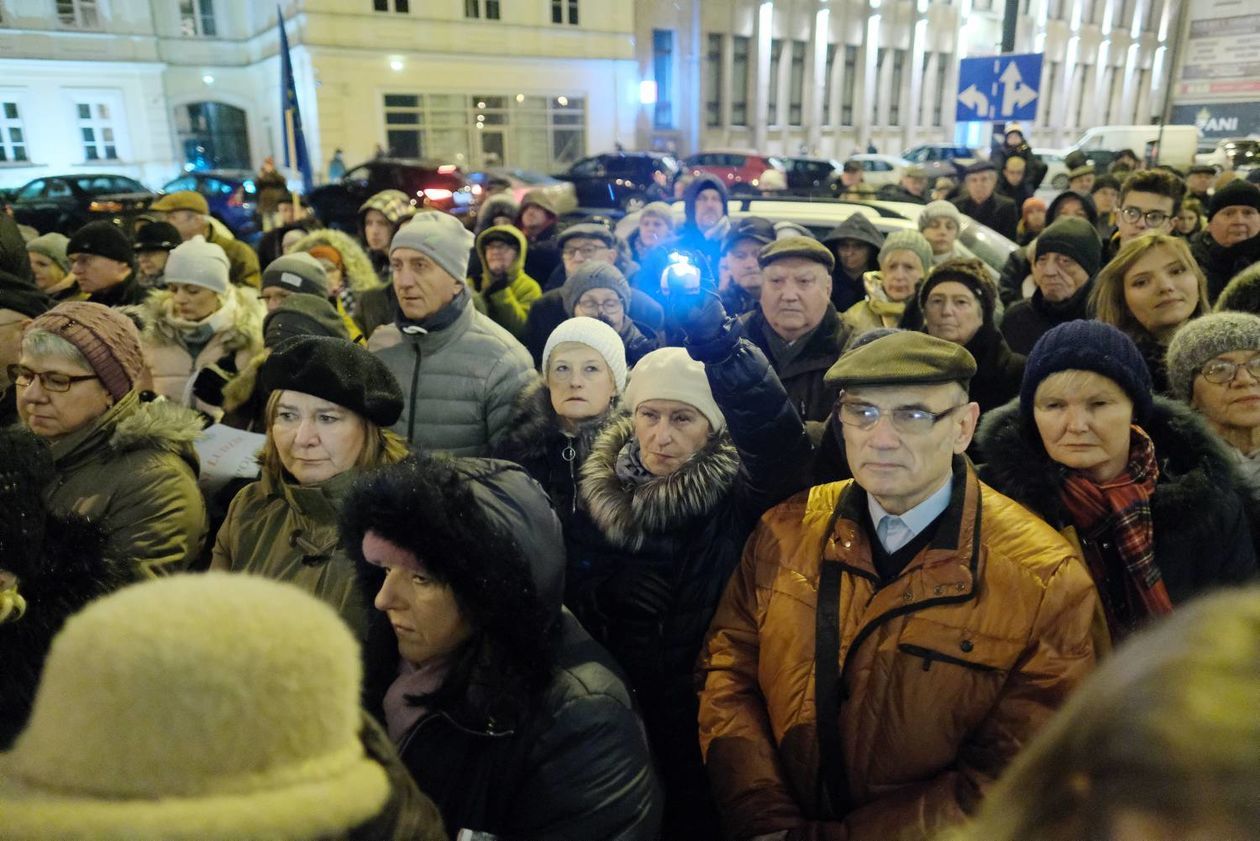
[[1059, 426, 1174, 622]]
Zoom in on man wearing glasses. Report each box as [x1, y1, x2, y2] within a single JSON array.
[[1107, 168, 1183, 262], [698, 330, 1098, 841]]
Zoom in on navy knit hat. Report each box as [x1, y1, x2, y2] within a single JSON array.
[[1020, 320, 1154, 424]]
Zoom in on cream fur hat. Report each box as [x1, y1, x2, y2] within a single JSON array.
[[624, 346, 725, 432], [0, 574, 390, 840]]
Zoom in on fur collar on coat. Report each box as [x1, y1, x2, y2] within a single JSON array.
[[496, 380, 611, 465], [132, 284, 263, 355], [580, 414, 739, 552]]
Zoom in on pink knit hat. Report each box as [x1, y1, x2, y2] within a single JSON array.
[[25, 302, 144, 400]]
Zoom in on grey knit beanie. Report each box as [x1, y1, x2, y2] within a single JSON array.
[[262, 252, 330, 298], [25, 233, 70, 273], [1165, 312, 1260, 402], [879, 230, 933, 274], [919, 200, 962, 231], [163, 235, 230, 295], [560, 261, 631, 316], [389, 211, 475, 282]]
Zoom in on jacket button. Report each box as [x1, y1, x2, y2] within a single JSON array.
[[960, 640, 974, 653], [843, 541, 851, 549]]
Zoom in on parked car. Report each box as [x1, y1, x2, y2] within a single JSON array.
[[9, 174, 153, 235], [900, 144, 979, 180], [615, 195, 1016, 281], [845, 154, 911, 188], [1195, 137, 1260, 173], [781, 156, 843, 196], [554, 152, 677, 212], [1036, 148, 1115, 190], [307, 158, 475, 233], [467, 167, 578, 215], [680, 150, 787, 196], [160, 170, 260, 239]]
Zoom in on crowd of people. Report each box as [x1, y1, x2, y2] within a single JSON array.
[[1, 128, 1259, 840]]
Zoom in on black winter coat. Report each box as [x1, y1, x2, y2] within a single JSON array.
[[570, 331, 813, 838], [739, 305, 850, 431], [976, 397, 1257, 615], [523, 223, 563, 286], [1000, 282, 1094, 355], [952, 192, 1019, 241], [360, 459, 662, 841], [965, 323, 1026, 414], [1190, 228, 1260, 304]]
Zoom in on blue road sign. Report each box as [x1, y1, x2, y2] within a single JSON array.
[[956, 53, 1044, 123]]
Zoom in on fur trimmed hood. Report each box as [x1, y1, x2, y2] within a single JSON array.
[[288, 228, 382, 294], [496, 379, 612, 465], [977, 395, 1244, 526], [107, 395, 206, 459], [221, 349, 268, 417], [579, 414, 739, 551], [133, 284, 263, 354]]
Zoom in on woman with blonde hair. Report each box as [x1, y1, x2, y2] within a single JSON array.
[[1090, 232, 1209, 393], [944, 586, 1260, 841], [211, 335, 409, 639]]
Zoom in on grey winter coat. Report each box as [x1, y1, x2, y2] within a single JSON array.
[[373, 298, 537, 456]]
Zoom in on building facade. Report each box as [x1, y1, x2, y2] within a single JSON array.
[[0, 0, 639, 190], [635, 0, 1187, 158]]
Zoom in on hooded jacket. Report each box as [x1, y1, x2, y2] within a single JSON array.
[[570, 333, 813, 838], [698, 458, 1099, 840], [373, 293, 536, 456], [470, 225, 542, 341], [358, 190, 418, 286], [1190, 227, 1260, 304], [976, 397, 1258, 618], [822, 216, 884, 312], [289, 228, 383, 297], [135, 285, 264, 416], [44, 391, 208, 578], [211, 469, 373, 641], [633, 175, 729, 305], [355, 458, 663, 840]]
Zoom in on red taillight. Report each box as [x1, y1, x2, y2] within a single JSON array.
[[423, 188, 454, 202]]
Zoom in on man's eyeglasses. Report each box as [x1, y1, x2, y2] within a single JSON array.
[[562, 245, 605, 259], [7, 364, 99, 393], [838, 399, 966, 435], [575, 299, 623, 315], [1119, 206, 1170, 228], [1200, 356, 1260, 385]]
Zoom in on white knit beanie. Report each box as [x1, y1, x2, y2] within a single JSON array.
[[389, 211, 475, 282], [0, 574, 390, 840], [624, 347, 725, 432], [542, 316, 628, 393], [920, 200, 963, 231], [163, 235, 230, 295]]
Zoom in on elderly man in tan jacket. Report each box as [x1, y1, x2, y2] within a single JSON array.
[[698, 331, 1100, 841]]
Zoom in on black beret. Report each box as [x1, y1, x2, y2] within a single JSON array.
[[66, 221, 133, 265], [259, 336, 403, 427]]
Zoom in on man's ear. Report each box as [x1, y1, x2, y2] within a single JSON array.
[[953, 402, 981, 455]]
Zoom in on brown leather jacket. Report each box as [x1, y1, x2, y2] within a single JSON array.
[[698, 459, 1099, 840]]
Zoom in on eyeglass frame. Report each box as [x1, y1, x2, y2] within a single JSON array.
[[562, 244, 608, 259], [836, 392, 968, 435], [7, 364, 100, 393], [574, 297, 624, 315], [1119, 205, 1171, 228], [1199, 355, 1260, 385]]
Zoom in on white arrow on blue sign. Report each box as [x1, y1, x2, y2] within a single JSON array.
[[955, 53, 1044, 123]]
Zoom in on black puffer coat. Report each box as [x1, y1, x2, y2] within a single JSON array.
[[357, 458, 661, 841], [570, 330, 813, 838], [965, 323, 1026, 414], [976, 397, 1257, 615], [740, 305, 850, 432], [1000, 282, 1094, 355]]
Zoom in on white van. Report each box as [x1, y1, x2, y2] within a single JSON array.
[[1037, 124, 1199, 188]]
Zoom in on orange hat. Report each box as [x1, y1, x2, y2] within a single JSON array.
[[306, 244, 343, 271]]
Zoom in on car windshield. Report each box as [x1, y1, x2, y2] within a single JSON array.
[[1225, 141, 1260, 165]]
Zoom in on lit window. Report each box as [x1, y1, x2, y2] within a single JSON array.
[[0, 102, 29, 164], [75, 101, 119, 162]]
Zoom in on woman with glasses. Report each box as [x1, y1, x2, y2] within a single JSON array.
[[977, 320, 1256, 645], [1090, 233, 1210, 394], [570, 283, 812, 839], [13, 301, 208, 577], [1167, 312, 1260, 503], [558, 261, 657, 365]]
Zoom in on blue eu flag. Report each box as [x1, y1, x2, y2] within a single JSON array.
[[278, 6, 313, 194]]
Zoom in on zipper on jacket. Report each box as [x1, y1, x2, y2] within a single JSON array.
[[562, 439, 577, 515], [407, 343, 422, 444], [897, 643, 997, 673]]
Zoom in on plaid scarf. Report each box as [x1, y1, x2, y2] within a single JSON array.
[[1059, 426, 1174, 622]]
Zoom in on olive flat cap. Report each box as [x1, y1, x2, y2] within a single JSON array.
[[824, 331, 976, 389], [150, 190, 210, 215], [759, 235, 835, 271]]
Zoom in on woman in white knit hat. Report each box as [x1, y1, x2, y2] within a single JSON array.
[[495, 316, 627, 520], [567, 282, 813, 839], [136, 235, 264, 418]]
